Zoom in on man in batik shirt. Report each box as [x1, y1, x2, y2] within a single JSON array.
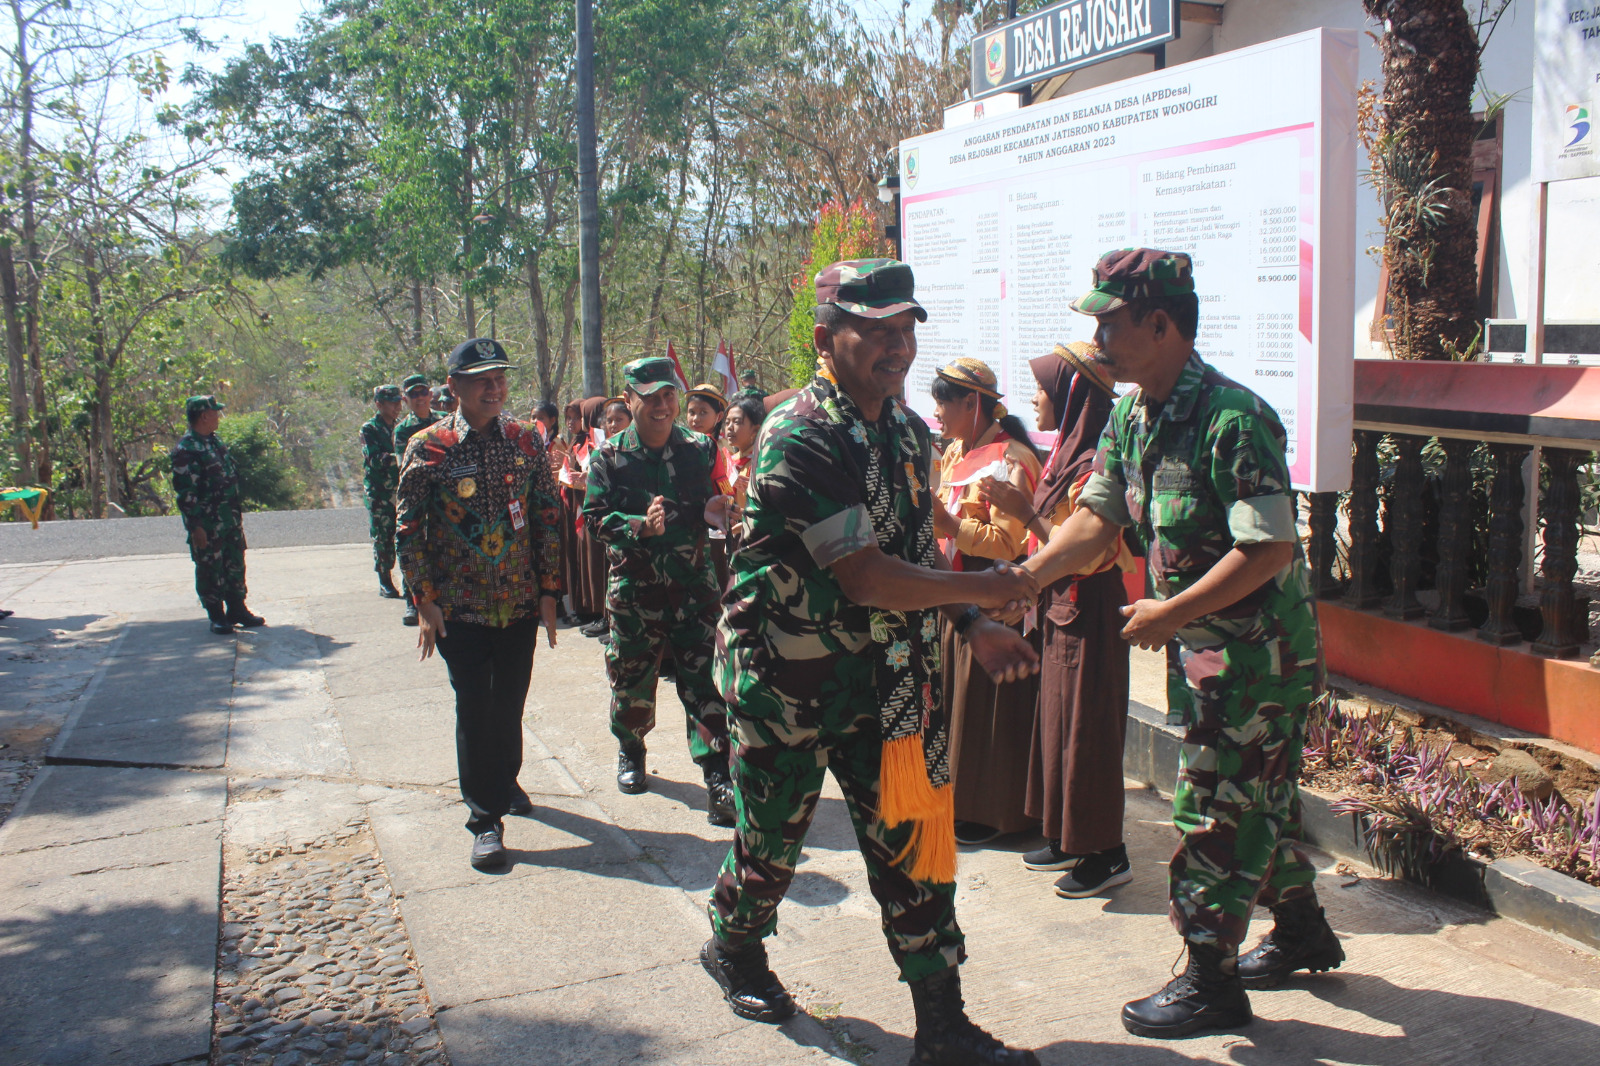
[[397, 337, 563, 871], [703, 259, 1042, 1066], [1022, 249, 1341, 1040]]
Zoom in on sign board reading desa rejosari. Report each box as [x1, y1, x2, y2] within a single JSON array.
[[970, 0, 1178, 100], [910, 28, 1359, 493]]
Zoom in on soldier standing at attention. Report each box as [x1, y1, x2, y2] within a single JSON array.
[[396, 338, 563, 870], [361, 384, 404, 599], [1019, 249, 1342, 1039], [171, 395, 264, 635], [393, 374, 442, 625], [704, 260, 1042, 1066], [582, 358, 737, 825]]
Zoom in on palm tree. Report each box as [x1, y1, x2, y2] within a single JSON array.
[[1363, 0, 1481, 361]]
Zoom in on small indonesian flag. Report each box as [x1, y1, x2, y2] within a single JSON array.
[[665, 340, 690, 391], [712, 339, 737, 397]]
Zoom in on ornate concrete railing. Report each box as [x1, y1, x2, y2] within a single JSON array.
[[1299, 361, 1600, 749]]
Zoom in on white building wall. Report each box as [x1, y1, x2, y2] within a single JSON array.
[[1033, 0, 1600, 357]]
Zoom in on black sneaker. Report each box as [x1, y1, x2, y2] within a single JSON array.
[[1053, 845, 1132, 898], [470, 824, 507, 870], [954, 821, 1000, 846], [1022, 840, 1082, 872]]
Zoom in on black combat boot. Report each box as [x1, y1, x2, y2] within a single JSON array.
[[1121, 940, 1251, 1039], [401, 592, 419, 627], [206, 603, 235, 635], [907, 966, 1040, 1065], [1238, 896, 1344, 989], [378, 571, 401, 598], [225, 598, 265, 627], [702, 755, 736, 828], [617, 741, 648, 794], [700, 937, 796, 1023]]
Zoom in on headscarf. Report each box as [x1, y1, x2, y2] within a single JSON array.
[[578, 395, 608, 435], [563, 398, 587, 443], [1029, 341, 1116, 521]]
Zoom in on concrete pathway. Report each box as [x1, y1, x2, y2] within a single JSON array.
[[1, 540, 1598, 1066]]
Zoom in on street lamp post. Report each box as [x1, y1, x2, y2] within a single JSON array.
[[877, 174, 901, 260]]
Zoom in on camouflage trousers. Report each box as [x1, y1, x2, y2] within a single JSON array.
[[709, 681, 966, 983], [605, 590, 728, 766], [1166, 639, 1320, 949], [190, 527, 247, 611], [368, 496, 397, 575]]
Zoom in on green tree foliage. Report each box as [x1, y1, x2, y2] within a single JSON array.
[[787, 199, 887, 386], [217, 411, 304, 511]]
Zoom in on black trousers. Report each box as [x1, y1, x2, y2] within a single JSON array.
[[435, 617, 538, 834]]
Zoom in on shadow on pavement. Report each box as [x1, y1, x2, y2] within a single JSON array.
[[0, 900, 214, 1066]]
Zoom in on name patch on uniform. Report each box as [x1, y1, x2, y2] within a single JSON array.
[[447, 463, 479, 478], [1153, 465, 1200, 493]]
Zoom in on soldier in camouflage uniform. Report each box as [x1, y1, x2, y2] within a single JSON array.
[[1021, 249, 1342, 1040], [703, 260, 1042, 1066], [581, 356, 737, 826], [170, 394, 263, 635], [361, 385, 405, 598], [393, 374, 441, 624]]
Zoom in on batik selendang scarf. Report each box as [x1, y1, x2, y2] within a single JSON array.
[[814, 366, 957, 883]]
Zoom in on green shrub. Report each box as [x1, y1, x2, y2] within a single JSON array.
[[217, 411, 302, 511], [788, 198, 888, 386]]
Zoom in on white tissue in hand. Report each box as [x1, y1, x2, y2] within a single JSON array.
[[943, 458, 1011, 489]]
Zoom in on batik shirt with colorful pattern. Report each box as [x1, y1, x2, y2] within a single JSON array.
[[396, 412, 563, 627]]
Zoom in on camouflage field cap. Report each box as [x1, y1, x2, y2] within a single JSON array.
[[402, 373, 430, 395], [447, 337, 515, 376], [815, 259, 927, 322], [685, 381, 728, 411], [374, 385, 402, 403], [1070, 248, 1195, 316], [185, 395, 225, 419], [622, 356, 681, 396]]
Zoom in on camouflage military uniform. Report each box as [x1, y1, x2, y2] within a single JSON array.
[[394, 409, 441, 459], [170, 429, 247, 611], [709, 380, 965, 983], [1079, 352, 1321, 949], [361, 415, 400, 574], [581, 422, 729, 766]]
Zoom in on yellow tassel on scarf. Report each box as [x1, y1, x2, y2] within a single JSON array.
[[880, 734, 958, 883]]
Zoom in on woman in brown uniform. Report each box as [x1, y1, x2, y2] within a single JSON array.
[[979, 341, 1135, 898], [929, 357, 1044, 845]]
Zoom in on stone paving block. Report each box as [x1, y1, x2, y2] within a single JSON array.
[[0, 816, 221, 1066], [433, 960, 835, 1066], [397, 864, 701, 1007], [0, 764, 227, 855]]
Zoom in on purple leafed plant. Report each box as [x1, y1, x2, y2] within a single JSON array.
[[1306, 697, 1600, 888]]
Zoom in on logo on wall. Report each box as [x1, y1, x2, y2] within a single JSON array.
[[984, 32, 1006, 86], [1566, 104, 1592, 147], [903, 149, 920, 191]]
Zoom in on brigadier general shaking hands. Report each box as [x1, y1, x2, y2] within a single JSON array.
[[396, 338, 563, 871], [703, 259, 1043, 1066], [1015, 249, 1342, 1040]]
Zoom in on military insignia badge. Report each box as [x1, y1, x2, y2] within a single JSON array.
[[458, 476, 477, 499]]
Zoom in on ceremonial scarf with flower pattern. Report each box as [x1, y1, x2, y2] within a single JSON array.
[[812, 374, 950, 792]]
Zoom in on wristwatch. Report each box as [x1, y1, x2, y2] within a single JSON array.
[[953, 603, 982, 637]]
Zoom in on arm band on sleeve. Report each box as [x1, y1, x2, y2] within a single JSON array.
[[800, 503, 878, 568]]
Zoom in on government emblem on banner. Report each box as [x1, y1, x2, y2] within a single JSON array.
[[904, 149, 920, 191], [984, 32, 1006, 86]]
